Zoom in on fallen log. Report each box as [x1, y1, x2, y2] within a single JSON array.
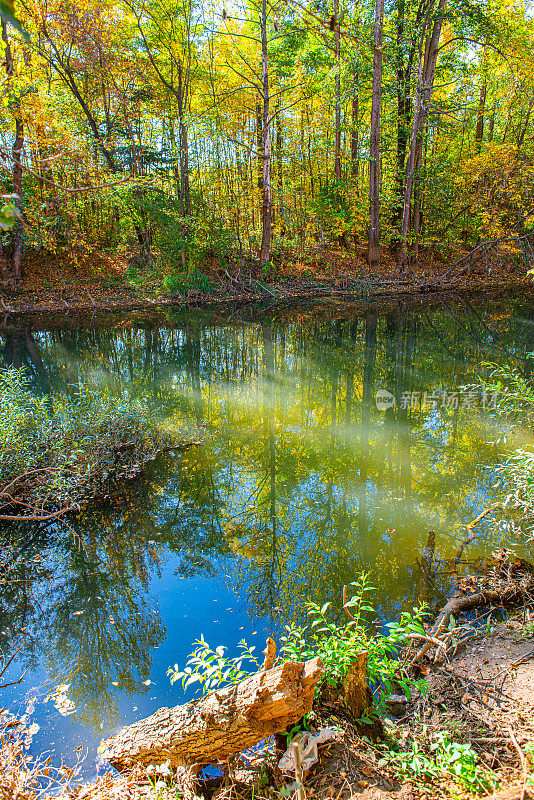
[[100, 656, 324, 771]]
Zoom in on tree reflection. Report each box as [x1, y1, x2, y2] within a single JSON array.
[[0, 295, 530, 725]]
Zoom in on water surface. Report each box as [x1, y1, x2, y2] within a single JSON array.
[[1, 293, 533, 774]]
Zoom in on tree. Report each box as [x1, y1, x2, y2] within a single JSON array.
[[368, 0, 384, 269]]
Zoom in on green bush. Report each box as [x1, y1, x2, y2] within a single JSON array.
[[167, 573, 428, 717], [0, 368, 176, 521], [481, 362, 534, 539]]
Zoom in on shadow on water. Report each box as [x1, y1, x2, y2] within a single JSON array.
[[1, 293, 534, 770]]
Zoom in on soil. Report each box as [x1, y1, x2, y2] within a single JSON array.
[[0, 243, 531, 315]]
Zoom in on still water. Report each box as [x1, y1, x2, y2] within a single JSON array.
[[1, 293, 533, 774]]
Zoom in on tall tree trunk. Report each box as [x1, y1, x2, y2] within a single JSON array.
[[390, 0, 410, 238], [1, 18, 24, 290], [351, 92, 359, 190], [398, 0, 445, 275], [475, 79, 487, 149], [517, 95, 534, 149], [178, 66, 191, 217], [368, 0, 384, 270], [275, 101, 284, 224], [169, 117, 182, 197], [488, 100, 496, 141], [334, 0, 341, 183], [259, 0, 272, 272]]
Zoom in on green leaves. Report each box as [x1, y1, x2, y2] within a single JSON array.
[[382, 732, 498, 793], [167, 636, 260, 694], [0, 367, 178, 521], [0, 196, 21, 231]]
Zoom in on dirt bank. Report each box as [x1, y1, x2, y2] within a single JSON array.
[[0, 245, 530, 316]]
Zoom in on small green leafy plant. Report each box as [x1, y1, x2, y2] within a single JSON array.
[[279, 574, 429, 707], [168, 574, 428, 711], [167, 636, 261, 693], [382, 732, 498, 794]]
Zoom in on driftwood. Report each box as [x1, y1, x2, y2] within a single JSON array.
[[414, 551, 534, 663], [100, 656, 324, 771]]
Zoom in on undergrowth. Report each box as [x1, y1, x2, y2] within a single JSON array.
[[168, 574, 429, 717], [482, 361, 534, 539], [0, 367, 183, 522]]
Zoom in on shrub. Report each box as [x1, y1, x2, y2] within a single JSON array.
[[167, 573, 428, 716], [481, 362, 534, 539], [0, 368, 180, 522]]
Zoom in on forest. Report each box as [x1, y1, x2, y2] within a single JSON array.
[[1, 0, 534, 296], [2, 0, 534, 788]]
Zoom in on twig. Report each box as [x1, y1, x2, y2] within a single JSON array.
[[508, 727, 528, 800], [343, 585, 356, 621], [0, 645, 23, 680], [292, 741, 305, 800], [495, 647, 534, 677], [0, 504, 79, 521], [0, 667, 30, 690]]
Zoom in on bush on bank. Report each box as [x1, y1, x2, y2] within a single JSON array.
[[0, 368, 182, 523]]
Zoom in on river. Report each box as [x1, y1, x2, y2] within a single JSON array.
[[0, 292, 533, 777]]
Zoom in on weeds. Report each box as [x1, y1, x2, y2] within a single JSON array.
[[380, 731, 498, 794]]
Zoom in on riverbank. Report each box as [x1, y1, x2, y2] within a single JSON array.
[[2, 601, 533, 800], [0, 244, 530, 316]]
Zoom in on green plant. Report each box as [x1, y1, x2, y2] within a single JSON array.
[[279, 714, 312, 745], [0, 195, 21, 231], [382, 732, 498, 794], [167, 636, 261, 693], [168, 574, 429, 710], [478, 363, 534, 540], [0, 367, 179, 522], [164, 268, 213, 296], [279, 574, 429, 706]]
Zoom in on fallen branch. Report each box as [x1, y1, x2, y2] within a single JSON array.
[[100, 656, 324, 770], [508, 728, 529, 800]]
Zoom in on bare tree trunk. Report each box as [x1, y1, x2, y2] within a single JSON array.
[[334, 0, 341, 183], [517, 95, 534, 149], [259, 0, 272, 272], [178, 66, 191, 217], [169, 117, 182, 197], [351, 93, 359, 190], [276, 101, 284, 224], [475, 79, 487, 149], [101, 657, 324, 770], [390, 0, 411, 239], [1, 18, 24, 290], [368, 0, 384, 270], [488, 100, 496, 141], [398, 0, 445, 275]]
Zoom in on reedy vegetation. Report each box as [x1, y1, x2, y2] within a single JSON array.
[[0, 0, 534, 286]]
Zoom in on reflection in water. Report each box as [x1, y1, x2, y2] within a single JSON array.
[[1, 296, 533, 755]]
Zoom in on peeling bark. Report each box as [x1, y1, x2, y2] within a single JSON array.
[[101, 657, 324, 770]]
